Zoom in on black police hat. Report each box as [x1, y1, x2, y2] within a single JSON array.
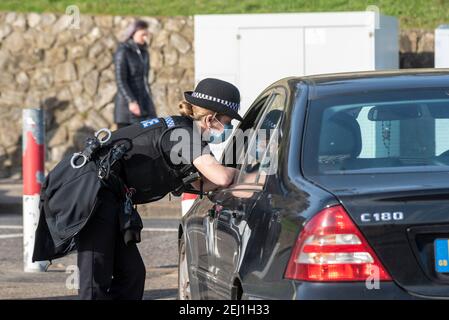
[[184, 78, 243, 121]]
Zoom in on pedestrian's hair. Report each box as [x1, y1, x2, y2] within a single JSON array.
[[179, 100, 214, 120], [123, 19, 149, 41], [134, 20, 149, 31]]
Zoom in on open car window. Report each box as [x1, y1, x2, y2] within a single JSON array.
[[236, 87, 287, 186], [220, 93, 272, 169]]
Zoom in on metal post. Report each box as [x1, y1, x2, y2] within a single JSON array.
[[22, 108, 49, 272], [181, 193, 198, 217]]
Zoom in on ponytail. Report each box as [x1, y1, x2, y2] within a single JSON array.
[[178, 101, 194, 117], [178, 100, 214, 120]]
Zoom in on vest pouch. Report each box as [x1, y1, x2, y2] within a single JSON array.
[[40, 154, 104, 247], [120, 203, 143, 246]]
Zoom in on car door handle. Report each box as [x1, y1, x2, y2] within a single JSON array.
[[208, 208, 216, 219], [208, 204, 223, 219]]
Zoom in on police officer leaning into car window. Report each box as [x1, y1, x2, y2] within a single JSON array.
[[74, 78, 242, 300]]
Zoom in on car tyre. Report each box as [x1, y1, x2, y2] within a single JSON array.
[[178, 235, 191, 300]]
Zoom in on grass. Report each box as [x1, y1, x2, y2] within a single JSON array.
[[0, 0, 448, 29]]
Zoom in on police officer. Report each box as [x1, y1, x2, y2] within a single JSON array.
[[73, 78, 243, 300]]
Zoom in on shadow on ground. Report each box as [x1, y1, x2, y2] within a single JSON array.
[[143, 288, 177, 300], [27, 288, 177, 300], [0, 182, 22, 215]]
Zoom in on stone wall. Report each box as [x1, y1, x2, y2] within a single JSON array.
[[0, 11, 440, 178], [400, 29, 435, 68], [0, 12, 194, 178]]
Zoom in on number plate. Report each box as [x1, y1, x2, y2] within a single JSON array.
[[435, 239, 449, 273]]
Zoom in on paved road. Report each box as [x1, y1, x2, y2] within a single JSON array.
[[0, 213, 180, 300]]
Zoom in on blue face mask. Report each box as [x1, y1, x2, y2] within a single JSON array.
[[208, 123, 234, 144]]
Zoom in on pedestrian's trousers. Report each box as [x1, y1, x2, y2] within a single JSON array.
[[77, 188, 146, 300]]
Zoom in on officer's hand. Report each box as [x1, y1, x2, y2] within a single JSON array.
[[231, 167, 240, 180], [193, 154, 235, 188], [129, 102, 141, 116]]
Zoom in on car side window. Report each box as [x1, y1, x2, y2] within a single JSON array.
[[236, 87, 286, 186], [220, 93, 272, 169]]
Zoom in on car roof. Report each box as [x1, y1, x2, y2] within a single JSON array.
[[281, 69, 449, 99]]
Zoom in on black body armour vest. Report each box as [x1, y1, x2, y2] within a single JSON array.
[[33, 116, 198, 262], [110, 116, 195, 204]]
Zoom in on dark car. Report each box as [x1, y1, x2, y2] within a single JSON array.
[[178, 69, 449, 300]]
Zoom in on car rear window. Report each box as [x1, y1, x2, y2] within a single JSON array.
[[302, 87, 449, 175]]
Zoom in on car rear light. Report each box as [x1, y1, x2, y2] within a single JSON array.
[[285, 205, 391, 282]]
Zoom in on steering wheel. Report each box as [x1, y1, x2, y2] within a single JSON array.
[[439, 150, 449, 158], [434, 150, 449, 166]]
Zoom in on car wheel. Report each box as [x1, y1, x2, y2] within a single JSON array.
[[178, 235, 191, 300]]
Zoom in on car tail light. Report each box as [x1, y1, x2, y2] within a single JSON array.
[[284, 205, 391, 282]]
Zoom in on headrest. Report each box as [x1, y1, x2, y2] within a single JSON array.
[[318, 112, 362, 158], [261, 109, 283, 131]]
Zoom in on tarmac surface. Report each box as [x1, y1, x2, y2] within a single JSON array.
[[0, 180, 181, 300]]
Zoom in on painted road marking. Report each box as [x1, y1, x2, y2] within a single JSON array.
[[142, 228, 177, 232], [0, 233, 23, 239]]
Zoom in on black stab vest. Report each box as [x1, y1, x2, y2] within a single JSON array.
[[109, 116, 196, 204]]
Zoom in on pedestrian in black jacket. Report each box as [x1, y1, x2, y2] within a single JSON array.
[[114, 20, 156, 129]]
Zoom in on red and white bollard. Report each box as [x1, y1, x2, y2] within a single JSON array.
[[181, 193, 198, 217], [22, 109, 49, 272]]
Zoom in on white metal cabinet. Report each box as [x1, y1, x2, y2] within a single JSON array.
[[195, 12, 399, 116], [238, 27, 305, 110], [435, 25, 449, 68]]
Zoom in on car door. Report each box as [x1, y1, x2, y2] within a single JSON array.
[[189, 91, 272, 299], [185, 92, 271, 299], [185, 193, 219, 299], [210, 87, 287, 298]]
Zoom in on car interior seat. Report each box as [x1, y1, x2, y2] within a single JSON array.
[[318, 112, 362, 171]]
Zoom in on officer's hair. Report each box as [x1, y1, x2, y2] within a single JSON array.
[[179, 100, 214, 120]]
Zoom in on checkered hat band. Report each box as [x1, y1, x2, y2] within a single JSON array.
[[191, 92, 240, 111], [164, 116, 175, 128]]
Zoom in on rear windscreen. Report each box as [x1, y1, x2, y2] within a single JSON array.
[[302, 88, 449, 175]]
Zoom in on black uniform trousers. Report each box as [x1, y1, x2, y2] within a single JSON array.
[[77, 188, 146, 300]]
